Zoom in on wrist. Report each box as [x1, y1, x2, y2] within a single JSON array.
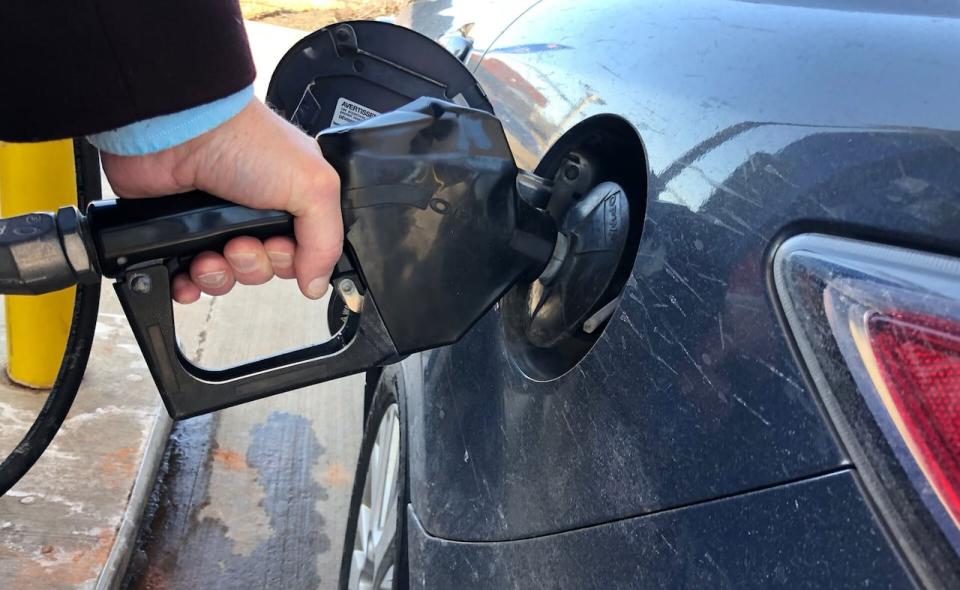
[[88, 85, 255, 157], [167, 98, 263, 192]]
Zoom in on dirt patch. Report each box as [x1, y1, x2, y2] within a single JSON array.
[[241, 0, 410, 30]]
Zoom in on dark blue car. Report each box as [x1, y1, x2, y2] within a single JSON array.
[[341, 1, 960, 588]]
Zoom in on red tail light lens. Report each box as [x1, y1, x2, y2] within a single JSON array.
[[774, 233, 960, 559], [862, 312, 960, 527]]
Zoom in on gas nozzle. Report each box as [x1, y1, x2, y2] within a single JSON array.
[[0, 98, 557, 418]]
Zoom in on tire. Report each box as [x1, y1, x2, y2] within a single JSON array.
[[339, 374, 408, 590]]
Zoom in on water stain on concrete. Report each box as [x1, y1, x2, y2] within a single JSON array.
[[125, 411, 331, 589], [199, 444, 271, 557]]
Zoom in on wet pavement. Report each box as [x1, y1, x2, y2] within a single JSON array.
[[122, 282, 363, 589]]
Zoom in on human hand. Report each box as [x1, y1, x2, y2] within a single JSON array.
[[100, 98, 342, 304]]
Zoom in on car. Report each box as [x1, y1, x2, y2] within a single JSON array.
[[340, 1, 960, 588]]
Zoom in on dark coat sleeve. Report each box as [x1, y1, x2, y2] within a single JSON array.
[[0, 1, 256, 142]]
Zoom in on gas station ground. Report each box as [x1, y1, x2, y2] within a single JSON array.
[[0, 22, 366, 589], [240, 0, 410, 30]]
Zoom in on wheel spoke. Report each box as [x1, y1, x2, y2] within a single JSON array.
[[356, 505, 371, 552], [350, 550, 366, 588], [374, 501, 397, 567], [379, 565, 394, 590], [374, 542, 396, 590], [370, 452, 387, 523], [378, 423, 400, 528]]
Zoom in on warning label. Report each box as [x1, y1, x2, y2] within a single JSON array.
[[331, 97, 381, 126]]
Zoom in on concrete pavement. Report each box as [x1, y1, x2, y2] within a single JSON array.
[[0, 287, 192, 590]]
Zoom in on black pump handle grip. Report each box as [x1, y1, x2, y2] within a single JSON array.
[[113, 262, 398, 419], [93, 192, 396, 419], [86, 191, 295, 277]]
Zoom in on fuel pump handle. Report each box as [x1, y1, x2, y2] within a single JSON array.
[[0, 98, 557, 419]]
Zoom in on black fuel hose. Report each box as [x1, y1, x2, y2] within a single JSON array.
[[0, 281, 100, 495], [0, 139, 102, 496]]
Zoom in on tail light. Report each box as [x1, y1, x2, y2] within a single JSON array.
[[858, 310, 960, 526], [774, 234, 960, 565]]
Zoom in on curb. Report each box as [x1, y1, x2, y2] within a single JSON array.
[[96, 406, 172, 590]]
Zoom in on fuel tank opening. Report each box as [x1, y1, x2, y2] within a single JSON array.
[[501, 115, 647, 381]]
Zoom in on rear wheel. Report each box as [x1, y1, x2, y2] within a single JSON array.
[[339, 376, 407, 590]]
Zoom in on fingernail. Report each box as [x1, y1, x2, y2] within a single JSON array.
[[307, 276, 329, 299], [267, 251, 294, 269], [227, 252, 259, 273], [197, 271, 227, 289]]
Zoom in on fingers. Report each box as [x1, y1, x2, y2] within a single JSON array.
[[189, 251, 235, 296], [223, 236, 273, 285], [291, 169, 343, 299], [122, 99, 345, 303], [178, 236, 300, 303], [264, 236, 297, 280], [172, 273, 201, 304]]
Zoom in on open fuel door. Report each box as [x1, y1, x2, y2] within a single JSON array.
[[266, 20, 494, 134]]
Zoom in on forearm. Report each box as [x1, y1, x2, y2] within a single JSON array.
[[0, 1, 255, 142]]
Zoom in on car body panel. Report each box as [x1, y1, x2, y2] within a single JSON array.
[[408, 470, 915, 588], [397, 0, 960, 583]]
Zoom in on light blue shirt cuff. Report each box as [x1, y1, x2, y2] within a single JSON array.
[[87, 85, 254, 156]]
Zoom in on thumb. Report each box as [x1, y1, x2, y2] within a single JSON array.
[[292, 173, 343, 299]]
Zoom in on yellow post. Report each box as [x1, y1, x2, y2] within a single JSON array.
[[0, 140, 77, 388]]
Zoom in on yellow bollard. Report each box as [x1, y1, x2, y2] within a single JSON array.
[[0, 140, 77, 388]]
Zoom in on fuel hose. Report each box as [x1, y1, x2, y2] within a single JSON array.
[[0, 282, 100, 495], [0, 140, 101, 496]]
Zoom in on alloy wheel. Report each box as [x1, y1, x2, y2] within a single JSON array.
[[348, 403, 401, 590]]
